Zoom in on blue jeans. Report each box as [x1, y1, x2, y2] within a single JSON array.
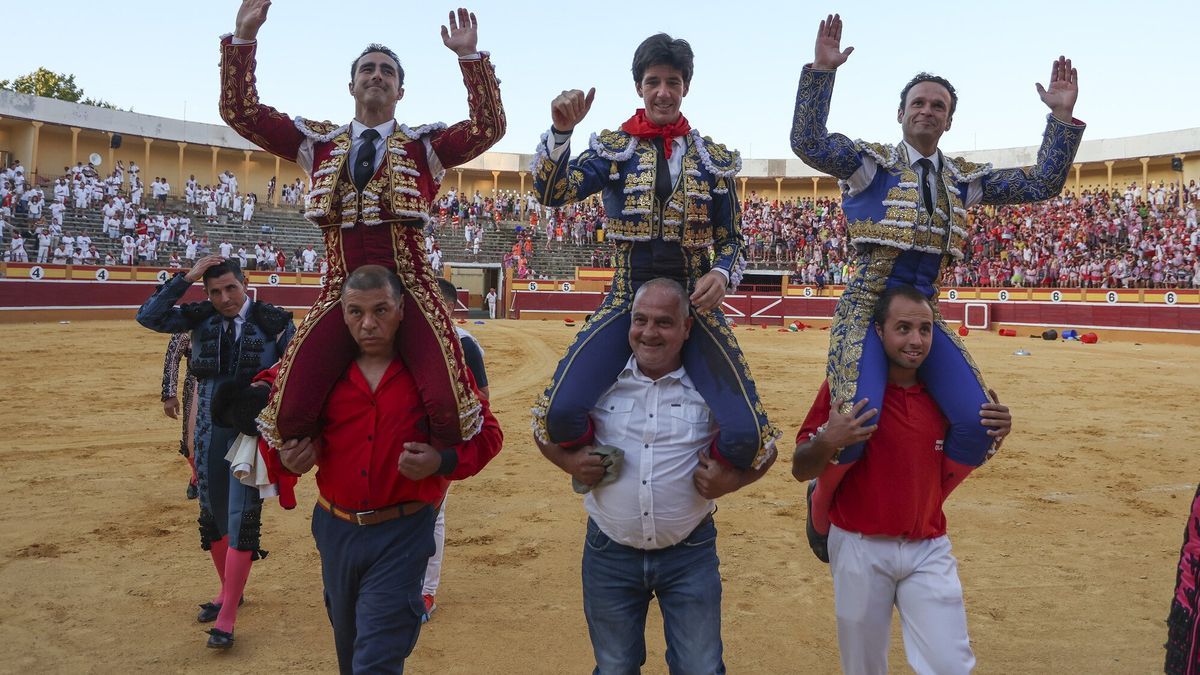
[[311, 503, 435, 675], [582, 518, 725, 675]]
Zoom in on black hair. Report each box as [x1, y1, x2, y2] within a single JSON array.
[[631, 33, 694, 85], [343, 264, 405, 303], [872, 285, 933, 327], [202, 259, 245, 284], [435, 277, 458, 305], [351, 44, 404, 87], [899, 72, 957, 117]]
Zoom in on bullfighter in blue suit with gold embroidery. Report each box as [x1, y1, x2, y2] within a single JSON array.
[[790, 14, 1084, 505], [529, 34, 777, 470]]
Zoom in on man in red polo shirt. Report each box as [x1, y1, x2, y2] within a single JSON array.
[[792, 284, 1011, 674], [279, 264, 502, 674]]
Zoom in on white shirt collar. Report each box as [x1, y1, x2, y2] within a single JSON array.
[[902, 139, 940, 171], [617, 355, 692, 388], [350, 118, 396, 140], [233, 295, 252, 324]]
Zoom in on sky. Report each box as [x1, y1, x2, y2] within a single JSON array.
[[4, 1, 1197, 159]]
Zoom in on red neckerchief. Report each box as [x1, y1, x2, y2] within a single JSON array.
[[620, 109, 691, 160]]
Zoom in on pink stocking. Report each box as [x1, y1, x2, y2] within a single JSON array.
[[214, 548, 254, 633], [208, 537, 229, 604]]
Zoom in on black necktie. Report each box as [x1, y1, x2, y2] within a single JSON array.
[[220, 317, 236, 374], [653, 138, 673, 204], [354, 128, 381, 191], [916, 158, 935, 216]]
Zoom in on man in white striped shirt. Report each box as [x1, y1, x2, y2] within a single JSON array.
[[539, 277, 775, 674]]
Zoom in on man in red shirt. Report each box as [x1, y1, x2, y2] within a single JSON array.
[[792, 284, 1011, 674], [278, 264, 503, 674]]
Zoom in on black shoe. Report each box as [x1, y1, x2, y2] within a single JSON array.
[[197, 596, 245, 623], [186, 483, 199, 500], [805, 480, 830, 564], [206, 628, 234, 649]]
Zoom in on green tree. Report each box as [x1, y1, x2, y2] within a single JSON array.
[[0, 67, 117, 109]]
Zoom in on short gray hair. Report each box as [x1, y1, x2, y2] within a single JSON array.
[[632, 277, 689, 320]]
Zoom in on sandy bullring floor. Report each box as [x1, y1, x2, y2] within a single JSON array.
[[0, 318, 1196, 673]]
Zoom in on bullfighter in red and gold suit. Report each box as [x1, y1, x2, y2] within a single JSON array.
[[219, 1, 505, 448]]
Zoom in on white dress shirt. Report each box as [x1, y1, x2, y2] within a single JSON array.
[[841, 139, 985, 209], [585, 356, 716, 549]]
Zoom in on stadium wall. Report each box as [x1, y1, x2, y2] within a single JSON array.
[[1, 263, 1196, 344]]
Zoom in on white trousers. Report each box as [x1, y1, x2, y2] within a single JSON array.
[[422, 491, 447, 596], [828, 524, 974, 675]]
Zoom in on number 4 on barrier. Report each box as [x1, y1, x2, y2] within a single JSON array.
[[29, 266, 44, 279], [95, 269, 108, 281]]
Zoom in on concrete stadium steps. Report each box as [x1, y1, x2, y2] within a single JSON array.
[[8, 197, 612, 276]]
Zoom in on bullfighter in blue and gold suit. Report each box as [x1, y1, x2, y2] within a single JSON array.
[[530, 34, 777, 470], [791, 15, 1084, 490]]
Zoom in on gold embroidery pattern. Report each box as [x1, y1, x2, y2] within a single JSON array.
[[691, 306, 781, 462], [531, 245, 634, 443], [306, 131, 351, 223], [218, 40, 298, 158], [391, 226, 483, 440], [826, 248, 898, 407], [256, 226, 348, 449]]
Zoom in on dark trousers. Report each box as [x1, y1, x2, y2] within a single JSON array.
[[312, 503, 436, 674]]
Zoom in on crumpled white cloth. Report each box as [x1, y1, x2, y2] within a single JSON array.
[[224, 433, 278, 499]]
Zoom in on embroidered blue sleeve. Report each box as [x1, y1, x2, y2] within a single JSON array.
[[981, 115, 1085, 204], [790, 66, 863, 179], [529, 133, 612, 207], [136, 274, 197, 334]]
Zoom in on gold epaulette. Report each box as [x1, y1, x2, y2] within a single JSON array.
[[294, 117, 346, 142], [943, 154, 993, 183], [589, 129, 638, 161], [692, 132, 741, 178]]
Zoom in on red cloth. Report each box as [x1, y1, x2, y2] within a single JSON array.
[[619, 109, 691, 159], [252, 364, 297, 509], [317, 357, 503, 510], [796, 380, 950, 539]]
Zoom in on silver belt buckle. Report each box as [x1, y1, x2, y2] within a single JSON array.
[[354, 509, 375, 525]]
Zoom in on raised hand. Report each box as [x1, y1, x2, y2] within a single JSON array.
[[813, 13, 854, 70], [441, 8, 479, 57], [235, 0, 272, 41], [551, 88, 596, 133], [1036, 56, 1078, 123], [184, 255, 226, 283]]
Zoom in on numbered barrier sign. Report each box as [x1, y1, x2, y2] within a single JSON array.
[[268, 274, 280, 286], [29, 266, 44, 280], [1106, 291, 1118, 304], [947, 289, 959, 301], [528, 281, 538, 291], [94, 268, 109, 281], [157, 270, 170, 283], [802, 286, 814, 298], [1050, 290, 1062, 303], [560, 282, 572, 292], [997, 290, 1009, 302]]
